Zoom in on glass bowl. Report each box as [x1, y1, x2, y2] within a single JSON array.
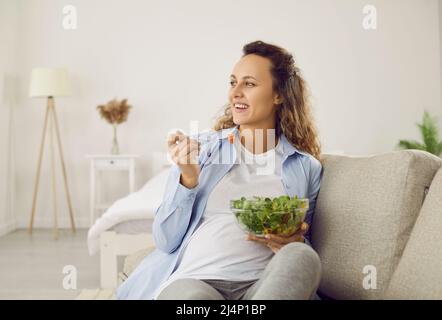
[[230, 196, 309, 237]]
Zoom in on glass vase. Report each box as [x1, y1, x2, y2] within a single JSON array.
[[111, 124, 120, 155]]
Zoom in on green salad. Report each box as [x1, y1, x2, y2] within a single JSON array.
[[230, 195, 309, 237]]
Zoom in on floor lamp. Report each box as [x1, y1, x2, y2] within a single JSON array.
[[29, 68, 76, 239]]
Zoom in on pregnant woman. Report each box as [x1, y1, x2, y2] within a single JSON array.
[[117, 40, 323, 300]]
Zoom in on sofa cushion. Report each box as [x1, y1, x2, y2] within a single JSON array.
[[312, 150, 442, 299], [384, 167, 442, 299]]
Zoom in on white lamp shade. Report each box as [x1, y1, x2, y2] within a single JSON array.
[[29, 68, 71, 97]]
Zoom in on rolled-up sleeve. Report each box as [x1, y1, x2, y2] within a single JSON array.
[[152, 164, 199, 254], [152, 133, 218, 253]]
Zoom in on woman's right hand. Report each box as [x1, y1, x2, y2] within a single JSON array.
[[167, 130, 201, 189]]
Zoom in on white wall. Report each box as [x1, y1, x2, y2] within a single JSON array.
[[0, 0, 19, 235], [10, 0, 442, 228]]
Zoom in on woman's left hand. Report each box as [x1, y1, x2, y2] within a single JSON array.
[[246, 222, 309, 253]]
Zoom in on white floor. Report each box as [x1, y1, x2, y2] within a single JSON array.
[[0, 229, 100, 300]]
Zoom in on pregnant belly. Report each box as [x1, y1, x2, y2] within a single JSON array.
[[174, 214, 274, 278]]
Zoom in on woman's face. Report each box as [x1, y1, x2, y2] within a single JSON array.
[[229, 54, 282, 130]]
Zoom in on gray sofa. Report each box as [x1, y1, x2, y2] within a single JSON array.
[[121, 150, 442, 300], [313, 150, 442, 299]]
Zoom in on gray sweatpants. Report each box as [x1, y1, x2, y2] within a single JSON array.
[[156, 242, 322, 300]]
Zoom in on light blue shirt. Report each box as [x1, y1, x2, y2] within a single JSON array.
[[116, 125, 323, 300]]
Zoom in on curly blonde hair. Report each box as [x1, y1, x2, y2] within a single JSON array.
[[213, 40, 322, 162]]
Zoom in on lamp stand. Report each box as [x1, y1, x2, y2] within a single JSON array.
[[29, 96, 76, 239]]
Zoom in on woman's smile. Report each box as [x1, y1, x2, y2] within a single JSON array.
[[233, 103, 250, 113]]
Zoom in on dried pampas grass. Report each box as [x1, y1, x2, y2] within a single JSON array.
[[97, 98, 132, 124]]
